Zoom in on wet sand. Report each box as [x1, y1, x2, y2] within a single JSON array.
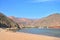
[[0, 31, 60, 40]]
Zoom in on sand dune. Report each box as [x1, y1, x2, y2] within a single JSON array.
[[0, 31, 60, 40]]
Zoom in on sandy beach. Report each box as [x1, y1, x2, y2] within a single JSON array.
[[0, 31, 60, 40]]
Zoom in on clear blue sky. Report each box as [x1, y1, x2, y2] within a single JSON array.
[[0, 0, 60, 19]]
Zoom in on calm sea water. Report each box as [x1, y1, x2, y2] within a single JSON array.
[[18, 28, 60, 37]]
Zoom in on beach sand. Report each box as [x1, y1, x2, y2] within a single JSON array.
[[0, 31, 60, 40]]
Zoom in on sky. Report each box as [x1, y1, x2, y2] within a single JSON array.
[[0, 0, 60, 19]]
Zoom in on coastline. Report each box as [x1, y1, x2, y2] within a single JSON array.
[[0, 31, 60, 40]]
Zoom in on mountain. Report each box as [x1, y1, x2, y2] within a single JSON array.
[[8, 13, 60, 28], [8, 16, 33, 28], [33, 13, 60, 28], [0, 12, 20, 29]]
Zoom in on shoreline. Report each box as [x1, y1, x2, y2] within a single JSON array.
[[17, 32, 60, 38], [0, 31, 60, 40]]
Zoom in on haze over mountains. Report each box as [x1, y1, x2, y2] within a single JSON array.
[[8, 13, 60, 28]]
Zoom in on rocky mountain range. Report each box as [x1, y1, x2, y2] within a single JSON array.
[[0, 12, 60, 29], [8, 13, 60, 28]]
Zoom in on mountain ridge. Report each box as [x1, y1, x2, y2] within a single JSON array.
[[0, 12, 20, 29], [8, 13, 60, 28]]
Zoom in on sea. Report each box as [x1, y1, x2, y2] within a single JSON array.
[[18, 28, 60, 37]]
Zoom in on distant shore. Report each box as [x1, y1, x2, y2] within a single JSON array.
[[0, 30, 60, 40]]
